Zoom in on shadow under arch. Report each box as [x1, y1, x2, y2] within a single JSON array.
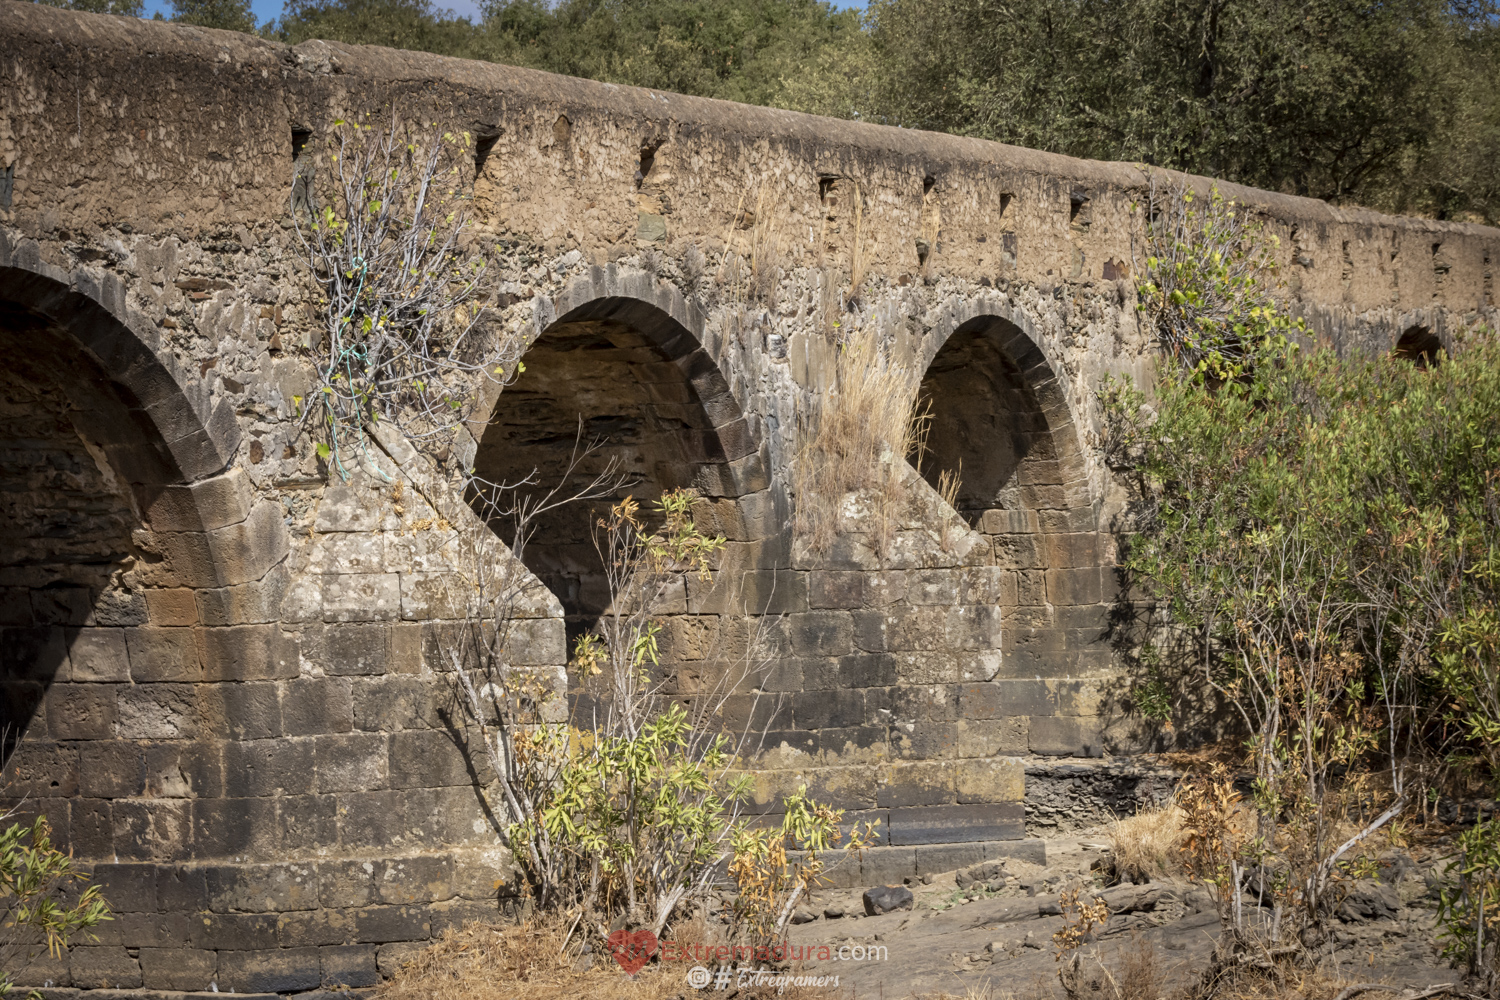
[[470, 270, 768, 642], [914, 308, 1092, 532], [0, 254, 237, 762]]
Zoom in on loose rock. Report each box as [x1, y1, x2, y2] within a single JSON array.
[[864, 885, 915, 915]]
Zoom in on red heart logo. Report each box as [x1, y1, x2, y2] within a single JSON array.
[[607, 928, 658, 975]]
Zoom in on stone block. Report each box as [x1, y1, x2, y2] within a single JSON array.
[[337, 791, 405, 851], [144, 588, 199, 627], [324, 573, 401, 622], [353, 905, 431, 943], [190, 912, 282, 951], [205, 862, 320, 914], [398, 572, 467, 621], [112, 798, 191, 861], [685, 569, 808, 615], [907, 570, 960, 606], [303, 623, 390, 676], [77, 743, 144, 798], [277, 907, 358, 948], [951, 718, 1029, 758], [1045, 567, 1102, 606], [90, 863, 157, 912], [1043, 532, 1101, 569], [507, 617, 566, 666], [954, 757, 1025, 803], [786, 611, 854, 657], [44, 683, 117, 740], [217, 947, 322, 994], [139, 948, 217, 991], [321, 944, 379, 988], [4, 741, 79, 798], [84, 909, 192, 949], [892, 722, 959, 760], [885, 684, 961, 723], [960, 680, 1057, 719], [836, 653, 898, 688], [280, 677, 354, 736], [985, 839, 1047, 865], [156, 866, 210, 913], [117, 683, 197, 739], [70, 798, 113, 856], [1029, 716, 1104, 757], [792, 688, 864, 730], [200, 680, 281, 740], [877, 761, 955, 807], [145, 468, 254, 532], [69, 947, 142, 989], [223, 738, 316, 797], [316, 860, 377, 909], [888, 803, 1026, 845], [857, 846, 915, 887], [0, 626, 68, 680], [375, 855, 455, 905], [388, 730, 478, 789], [913, 842, 986, 877], [205, 502, 291, 587], [198, 625, 298, 682], [314, 733, 389, 793], [124, 627, 201, 682], [350, 675, 438, 732], [189, 798, 278, 860], [64, 628, 129, 682], [809, 570, 906, 609], [195, 564, 290, 626]]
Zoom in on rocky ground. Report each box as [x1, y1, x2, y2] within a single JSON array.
[[775, 830, 1459, 999]]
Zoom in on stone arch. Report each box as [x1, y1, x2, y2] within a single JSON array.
[[0, 250, 240, 767], [915, 303, 1092, 528], [1394, 324, 1443, 369], [916, 300, 1106, 639], [470, 267, 769, 638]]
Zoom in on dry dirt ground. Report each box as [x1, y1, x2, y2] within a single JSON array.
[[772, 829, 1456, 1000], [376, 827, 1462, 1000]]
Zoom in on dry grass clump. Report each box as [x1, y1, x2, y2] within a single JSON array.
[[793, 323, 923, 555], [1109, 801, 1190, 883], [376, 917, 845, 1000]]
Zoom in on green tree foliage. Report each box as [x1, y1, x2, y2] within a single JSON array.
[[0, 815, 112, 999], [170, 0, 257, 31], [864, 0, 1500, 220]]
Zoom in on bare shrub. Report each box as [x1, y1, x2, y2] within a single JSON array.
[[294, 116, 526, 475], [793, 321, 923, 555]]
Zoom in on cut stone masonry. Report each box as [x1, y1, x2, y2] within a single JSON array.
[[0, 4, 1496, 993]]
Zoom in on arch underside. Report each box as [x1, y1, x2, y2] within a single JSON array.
[[0, 292, 178, 756], [473, 314, 748, 637], [916, 316, 1087, 531]]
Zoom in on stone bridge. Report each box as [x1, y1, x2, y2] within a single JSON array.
[[1, 4, 1497, 993]]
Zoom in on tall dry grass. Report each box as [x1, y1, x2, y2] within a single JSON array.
[[1108, 801, 1189, 883], [792, 323, 923, 555], [376, 917, 842, 1000]]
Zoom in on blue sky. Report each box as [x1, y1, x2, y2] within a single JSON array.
[[142, 0, 864, 30]]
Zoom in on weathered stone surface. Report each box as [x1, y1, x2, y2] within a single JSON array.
[[0, 5, 1495, 978]]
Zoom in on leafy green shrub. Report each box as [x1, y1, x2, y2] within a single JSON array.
[[1104, 183, 1500, 967], [1438, 816, 1500, 989], [1, 815, 111, 998]]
